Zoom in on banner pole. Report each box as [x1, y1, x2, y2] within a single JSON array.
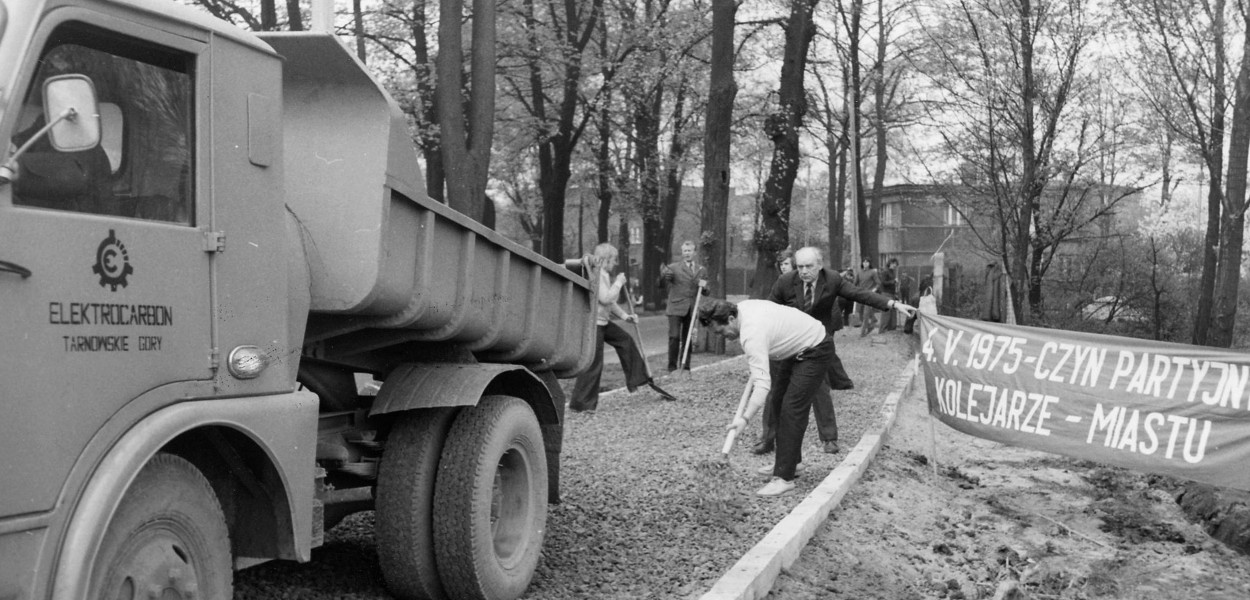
[[927, 413, 940, 478]]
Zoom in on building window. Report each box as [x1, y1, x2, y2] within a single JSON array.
[[944, 203, 963, 226]]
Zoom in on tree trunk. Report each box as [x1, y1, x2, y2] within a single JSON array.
[[1208, 26, 1250, 347], [595, 22, 614, 246], [286, 0, 303, 30], [353, 0, 367, 61], [868, 0, 887, 264], [826, 122, 845, 270], [637, 88, 665, 309], [753, 0, 819, 299], [1194, 0, 1227, 346], [436, 0, 495, 223], [260, 0, 277, 30], [1017, 0, 1039, 325], [526, 0, 602, 261], [847, 0, 870, 264], [411, 0, 444, 201], [701, 0, 736, 353]]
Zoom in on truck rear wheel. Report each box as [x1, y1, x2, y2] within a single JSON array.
[[89, 452, 232, 600], [434, 396, 547, 600], [376, 407, 459, 600]]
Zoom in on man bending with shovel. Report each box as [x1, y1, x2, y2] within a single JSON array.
[[706, 295, 914, 496]]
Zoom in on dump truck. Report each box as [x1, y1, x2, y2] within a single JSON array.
[[0, 1, 598, 599]]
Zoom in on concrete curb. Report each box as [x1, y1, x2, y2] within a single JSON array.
[[698, 356, 920, 600]]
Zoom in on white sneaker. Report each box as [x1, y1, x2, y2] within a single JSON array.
[[756, 462, 805, 476], [756, 477, 796, 497]]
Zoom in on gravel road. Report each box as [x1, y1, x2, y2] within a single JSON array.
[[233, 329, 916, 599]]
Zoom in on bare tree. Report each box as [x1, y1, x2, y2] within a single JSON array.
[[436, 0, 496, 222], [701, 0, 737, 322], [500, 0, 604, 260], [912, 0, 1137, 324], [1123, 0, 1235, 345], [361, 0, 445, 201], [752, 0, 820, 298]]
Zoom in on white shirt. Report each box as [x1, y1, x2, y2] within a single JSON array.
[[736, 299, 827, 408]]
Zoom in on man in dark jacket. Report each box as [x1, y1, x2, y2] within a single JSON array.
[[659, 240, 708, 372], [753, 246, 870, 455]]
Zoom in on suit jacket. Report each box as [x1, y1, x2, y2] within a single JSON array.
[[660, 260, 707, 316], [769, 269, 892, 334]]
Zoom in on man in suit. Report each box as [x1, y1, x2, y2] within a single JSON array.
[[660, 240, 708, 372], [753, 246, 873, 455]]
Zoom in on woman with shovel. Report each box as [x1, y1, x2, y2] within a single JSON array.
[[569, 243, 677, 412], [704, 296, 914, 496]]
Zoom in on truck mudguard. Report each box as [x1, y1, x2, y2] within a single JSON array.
[[371, 362, 559, 425], [51, 392, 318, 600]]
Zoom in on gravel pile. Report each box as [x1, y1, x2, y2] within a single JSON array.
[[234, 330, 916, 599]]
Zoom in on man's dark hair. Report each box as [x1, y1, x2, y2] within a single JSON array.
[[698, 299, 736, 327]]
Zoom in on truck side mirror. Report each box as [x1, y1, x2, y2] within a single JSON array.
[[44, 74, 100, 152]]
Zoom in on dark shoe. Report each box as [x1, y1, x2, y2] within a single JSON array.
[[831, 382, 855, 391], [823, 440, 841, 454], [751, 440, 774, 455], [648, 380, 677, 401]]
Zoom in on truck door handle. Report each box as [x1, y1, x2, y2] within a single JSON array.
[[0, 260, 32, 279]]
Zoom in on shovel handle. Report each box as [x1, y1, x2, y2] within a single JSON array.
[[680, 286, 703, 370], [721, 429, 740, 455], [720, 381, 753, 455]]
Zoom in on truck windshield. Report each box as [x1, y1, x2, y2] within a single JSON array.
[[11, 22, 193, 224]]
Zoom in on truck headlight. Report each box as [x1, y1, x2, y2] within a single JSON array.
[[227, 345, 267, 379]]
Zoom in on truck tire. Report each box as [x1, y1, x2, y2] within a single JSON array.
[[434, 396, 548, 600], [89, 452, 232, 600], [376, 407, 459, 600]]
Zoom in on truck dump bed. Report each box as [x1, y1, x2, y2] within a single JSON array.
[[260, 33, 593, 378]]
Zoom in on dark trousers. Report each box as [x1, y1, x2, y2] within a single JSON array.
[[570, 321, 650, 411], [759, 350, 846, 445], [768, 336, 835, 481], [667, 311, 694, 371], [838, 298, 854, 330]]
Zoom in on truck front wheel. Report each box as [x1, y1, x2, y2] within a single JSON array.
[[434, 395, 548, 600], [89, 452, 232, 600]]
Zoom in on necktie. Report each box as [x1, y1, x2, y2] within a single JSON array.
[[805, 283, 814, 310], [686, 262, 693, 272]]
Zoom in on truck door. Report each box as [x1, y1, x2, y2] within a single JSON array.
[[0, 17, 211, 516]]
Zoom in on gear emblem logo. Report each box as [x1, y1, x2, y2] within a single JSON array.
[[92, 229, 134, 291]]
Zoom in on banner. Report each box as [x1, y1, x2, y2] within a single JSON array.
[[918, 312, 1250, 491]]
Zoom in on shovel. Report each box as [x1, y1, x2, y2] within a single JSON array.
[[678, 285, 703, 376], [697, 380, 753, 473], [625, 285, 677, 401]]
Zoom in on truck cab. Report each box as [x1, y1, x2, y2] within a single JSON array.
[[0, 2, 594, 599]]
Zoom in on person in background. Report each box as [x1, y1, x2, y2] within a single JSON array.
[[855, 258, 882, 337], [706, 294, 915, 497], [838, 267, 856, 329], [659, 240, 708, 373], [900, 266, 917, 334], [753, 247, 859, 456], [777, 249, 795, 275], [570, 243, 676, 412], [879, 258, 900, 332]]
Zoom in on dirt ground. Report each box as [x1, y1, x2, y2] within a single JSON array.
[[772, 378, 1250, 600]]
